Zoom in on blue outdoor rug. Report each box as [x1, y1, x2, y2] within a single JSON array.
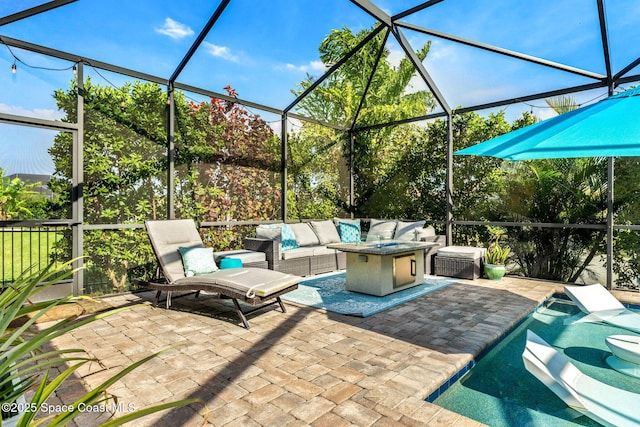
[[281, 272, 457, 317]]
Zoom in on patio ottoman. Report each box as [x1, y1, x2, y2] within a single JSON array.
[[434, 246, 485, 280], [214, 249, 268, 269]]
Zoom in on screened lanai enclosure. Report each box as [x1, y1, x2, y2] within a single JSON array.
[[2, 0, 640, 296]]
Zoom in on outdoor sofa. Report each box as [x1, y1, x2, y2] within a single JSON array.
[[244, 219, 445, 277]]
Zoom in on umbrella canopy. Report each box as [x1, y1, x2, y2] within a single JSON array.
[[455, 87, 640, 160]]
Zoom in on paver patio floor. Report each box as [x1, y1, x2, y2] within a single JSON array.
[[43, 276, 639, 426]]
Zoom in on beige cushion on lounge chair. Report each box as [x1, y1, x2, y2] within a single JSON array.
[[176, 268, 299, 298], [146, 219, 205, 282]]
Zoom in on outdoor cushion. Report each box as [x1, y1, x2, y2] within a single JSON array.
[[146, 219, 205, 281], [289, 223, 320, 246], [413, 226, 437, 241], [336, 219, 361, 242], [312, 246, 340, 256], [279, 224, 298, 251], [176, 268, 298, 298], [437, 246, 485, 259], [422, 225, 436, 236], [214, 249, 266, 264], [334, 217, 359, 226], [257, 224, 298, 251], [178, 246, 219, 276], [256, 225, 282, 241], [394, 220, 426, 240], [366, 219, 397, 241], [310, 220, 341, 245], [281, 246, 316, 260]]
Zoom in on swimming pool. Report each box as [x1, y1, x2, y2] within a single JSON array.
[[433, 298, 640, 426]]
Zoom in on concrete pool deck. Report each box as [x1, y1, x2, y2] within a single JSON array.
[[46, 276, 640, 426]]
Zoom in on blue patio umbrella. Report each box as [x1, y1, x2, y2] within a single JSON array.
[[455, 87, 640, 160]]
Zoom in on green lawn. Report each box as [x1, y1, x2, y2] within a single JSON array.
[[1, 230, 64, 283]]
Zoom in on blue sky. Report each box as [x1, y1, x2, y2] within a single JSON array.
[[1, 0, 640, 175]]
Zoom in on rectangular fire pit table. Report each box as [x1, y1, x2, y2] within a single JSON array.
[[327, 241, 439, 296]]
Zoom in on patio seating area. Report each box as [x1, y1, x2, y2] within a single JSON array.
[[43, 275, 639, 427], [4, 3, 640, 425]]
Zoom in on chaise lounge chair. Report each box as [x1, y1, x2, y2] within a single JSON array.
[[563, 283, 640, 334], [522, 329, 640, 427], [135, 219, 301, 329]]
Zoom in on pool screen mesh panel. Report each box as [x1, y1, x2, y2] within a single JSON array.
[[1, 0, 636, 124], [1, 0, 640, 292]]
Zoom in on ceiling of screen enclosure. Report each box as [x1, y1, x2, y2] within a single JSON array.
[[2, 0, 640, 128]]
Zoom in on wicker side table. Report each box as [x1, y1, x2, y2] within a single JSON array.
[[434, 246, 485, 279]]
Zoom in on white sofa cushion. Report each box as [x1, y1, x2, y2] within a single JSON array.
[[366, 219, 397, 241], [256, 225, 282, 241], [312, 246, 340, 256], [310, 220, 341, 245], [214, 249, 266, 264], [289, 223, 320, 246], [437, 246, 486, 259], [394, 220, 426, 240], [281, 246, 316, 260]]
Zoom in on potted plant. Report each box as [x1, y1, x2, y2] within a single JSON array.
[[1, 259, 202, 426], [484, 237, 511, 280]]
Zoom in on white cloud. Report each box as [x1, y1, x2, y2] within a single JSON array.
[[387, 47, 405, 68], [282, 60, 326, 74], [534, 107, 559, 121], [0, 103, 64, 121], [155, 18, 194, 40], [202, 42, 239, 62]]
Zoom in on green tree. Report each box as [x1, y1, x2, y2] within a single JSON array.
[[496, 158, 608, 281], [286, 124, 349, 219], [179, 86, 282, 226], [177, 86, 282, 249], [291, 25, 435, 218], [49, 80, 281, 292], [0, 169, 47, 220], [50, 79, 170, 292], [609, 152, 640, 288], [488, 96, 617, 282]]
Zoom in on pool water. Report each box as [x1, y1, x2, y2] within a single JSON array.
[[434, 299, 640, 427]]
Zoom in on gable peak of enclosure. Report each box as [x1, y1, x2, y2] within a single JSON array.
[[2, 0, 640, 128]]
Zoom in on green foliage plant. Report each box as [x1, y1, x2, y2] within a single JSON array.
[[50, 80, 282, 293], [1, 259, 203, 426], [0, 169, 46, 221], [292, 25, 436, 218], [485, 239, 511, 265], [485, 227, 510, 265]]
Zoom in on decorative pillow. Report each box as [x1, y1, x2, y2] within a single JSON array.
[[256, 224, 298, 251], [333, 217, 358, 227], [178, 246, 219, 277], [366, 219, 397, 242], [280, 224, 298, 251], [289, 223, 320, 246], [338, 220, 361, 243], [422, 225, 436, 236], [310, 220, 341, 245], [256, 225, 282, 241], [394, 220, 427, 241]]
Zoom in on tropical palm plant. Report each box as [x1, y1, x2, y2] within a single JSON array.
[[545, 95, 580, 114], [1, 259, 203, 426]]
